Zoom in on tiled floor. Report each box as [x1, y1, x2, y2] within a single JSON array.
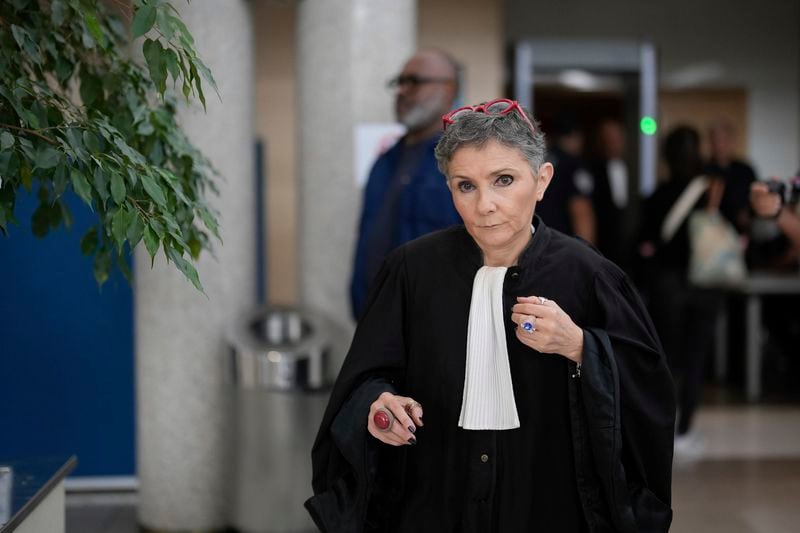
[[670, 406, 800, 533], [67, 405, 800, 532]]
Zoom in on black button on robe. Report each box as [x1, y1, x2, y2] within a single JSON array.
[[306, 218, 675, 533]]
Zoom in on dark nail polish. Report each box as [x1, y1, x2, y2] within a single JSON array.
[[408, 437, 417, 445], [408, 425, 416, 433]]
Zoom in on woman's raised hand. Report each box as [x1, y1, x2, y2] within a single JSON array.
[[367, 391, 424, 446], [511, 296, 584, 363]]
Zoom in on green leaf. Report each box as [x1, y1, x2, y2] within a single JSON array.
[[194, 59, 219, 97], [51, 0, 67, 26], [169, 14, 194, 45], [10, 25, 28, 49], [59, 201, 73, 228], [140, 171, 167, 206], [83, 130, 102, 154], [111, 207, 132, 251], [168, 247, 204, 293], [31, 203, 50, 237], [163, 48, 180, 84], [80, 227, 98, 255], [70, 168, 92, 205], [80, 72, 103, 107], [64, 128, 87, 159], [155, 9, 175, 41], [149, 218, 165, 239], [132, 6, 157, 38], [127, 212, 145, 247], [94, 249, 112, 286], [116, 251, 133, 283], [143, 224, 159, 261], [36, 146, 61, 169], [187, 233, 202, 259], [110, 172, 126, 204], [197, 206, 221, 241], [83, 13, 105, 46], [189, 62, 206, 110], [0, 131, 14, 150], [53, 163, 68, 197], [0, 151, 13, 176], [143, 38, 167, 94], [21, 164, 33, 192], [93, 166, 110, 204]]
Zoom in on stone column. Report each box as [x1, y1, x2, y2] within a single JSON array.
[[297, 0, 416, 365], [134, 1, 255, 530]]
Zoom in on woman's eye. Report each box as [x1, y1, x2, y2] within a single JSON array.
[[496, 174, 514, 186], [457, 181, 475, 192]]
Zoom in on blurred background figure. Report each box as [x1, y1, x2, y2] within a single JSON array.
[[639, 126, 724, 459], [750, 176, 800, 255], [591, 118, 635, 271], [705, 118, 757, 234], [537, 110, 597, 244], [350, 49, 462, 320]]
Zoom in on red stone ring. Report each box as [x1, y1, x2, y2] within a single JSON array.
[[374, 407, 394, 432]]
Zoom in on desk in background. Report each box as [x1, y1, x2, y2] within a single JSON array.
[[713, 274, 800, 402], [0, 456, 76, 533]]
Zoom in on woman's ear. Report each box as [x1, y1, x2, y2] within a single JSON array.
[[535, 162, 554, 201]]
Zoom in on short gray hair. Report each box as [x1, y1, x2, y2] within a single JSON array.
[[434, 105, 546, 177]]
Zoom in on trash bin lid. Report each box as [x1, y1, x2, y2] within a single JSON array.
[[228, 306, 338, 391]]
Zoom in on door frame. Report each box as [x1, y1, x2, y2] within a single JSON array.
[[513, 39, 658, 196]]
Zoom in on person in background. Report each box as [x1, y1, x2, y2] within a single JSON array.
[[750, 176, 800, 265], [705, 118, 757, 233], [350, 49, 463, 320], [591, 118, 634, 271], [639, 126, 723, 460], [537, 111, 597, 245]]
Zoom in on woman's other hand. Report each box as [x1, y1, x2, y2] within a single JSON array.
[[511, 296, 584, 363], [367, 391, 424, 446]]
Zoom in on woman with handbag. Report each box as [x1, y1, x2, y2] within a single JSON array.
[[638, 126, 738, 459]]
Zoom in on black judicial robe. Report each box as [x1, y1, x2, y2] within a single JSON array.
[[306, 218, 675, 533]]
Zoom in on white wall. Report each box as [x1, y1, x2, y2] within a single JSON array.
[[506, 0, 800, 177]]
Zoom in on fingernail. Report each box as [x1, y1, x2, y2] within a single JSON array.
[[408, 425, 416, 433], [408, 437, 417, 445]]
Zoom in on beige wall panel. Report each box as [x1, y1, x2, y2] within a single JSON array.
[[253, 1, 298, 305], [418, 0, 504, 103]]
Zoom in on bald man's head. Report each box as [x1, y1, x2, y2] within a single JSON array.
[[393, 49, 459, 138]]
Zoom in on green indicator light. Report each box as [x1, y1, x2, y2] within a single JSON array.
[[640, 116, 657, 136]]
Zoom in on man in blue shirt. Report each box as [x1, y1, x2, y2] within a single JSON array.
[[350, 50, 462, 319]]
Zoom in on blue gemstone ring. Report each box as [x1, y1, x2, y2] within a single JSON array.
[[522, 320, 535, 332]]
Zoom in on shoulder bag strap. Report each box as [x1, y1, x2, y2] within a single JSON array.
[[660, 175, 709, 243]]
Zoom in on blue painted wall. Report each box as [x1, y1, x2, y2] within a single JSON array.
[[0, 188, 135, 477]]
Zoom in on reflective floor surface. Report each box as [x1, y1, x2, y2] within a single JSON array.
[[67, 405, 800, 533]]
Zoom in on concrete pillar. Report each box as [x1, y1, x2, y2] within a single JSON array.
[[134, 1, 255, 530], [297, 0, 416, 361]]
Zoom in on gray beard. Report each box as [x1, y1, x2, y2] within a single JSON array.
[[399, 92, 446, 132]]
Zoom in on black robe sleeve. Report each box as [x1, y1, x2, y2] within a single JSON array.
[[578, 265, 675, 533], [305, 248, 409, 533]]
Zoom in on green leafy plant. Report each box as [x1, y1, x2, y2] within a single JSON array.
[[0, 0, 221, 291]]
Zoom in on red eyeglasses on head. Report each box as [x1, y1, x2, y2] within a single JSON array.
[[442, 98, 536, 133]]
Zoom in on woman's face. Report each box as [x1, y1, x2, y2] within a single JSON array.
[[447, 140, 553, 257]]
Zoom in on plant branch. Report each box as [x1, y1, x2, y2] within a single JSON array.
[[0, 122, 59, 145]]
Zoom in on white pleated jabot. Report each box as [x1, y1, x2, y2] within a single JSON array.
[[458, 265, 521, 430]]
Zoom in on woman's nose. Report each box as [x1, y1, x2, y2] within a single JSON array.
[[477, 190, 497, 214]]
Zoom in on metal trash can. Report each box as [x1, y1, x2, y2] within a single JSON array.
[[228, 306, 340, 533]]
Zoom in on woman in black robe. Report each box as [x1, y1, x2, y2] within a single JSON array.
[[306, 100, 675, 533]]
